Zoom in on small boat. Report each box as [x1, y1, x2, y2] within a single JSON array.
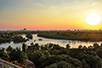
[[34, 40, 36, 42], [38, 39, 42, 41]]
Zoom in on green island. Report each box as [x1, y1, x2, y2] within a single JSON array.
[[38, 31, 102, 42]]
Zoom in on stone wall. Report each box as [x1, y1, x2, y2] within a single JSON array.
[[0, 59, 21, 68]]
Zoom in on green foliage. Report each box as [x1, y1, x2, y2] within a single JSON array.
[[28, 50, 44, 66], [0, 48, 10, 59], [81, 59, 90, 68], [0, 32, 18, 44], [28, 49, 81, 68], [85, 54, 101, 68], [93, 43, 100, 50], [45, 61, 71, 68], [0, 37, 11, 44], [45, 63, 57, 68], [27, 43, 40, 52], [38, 31, 102, 42], [13, 36, 26, 43], [22, 43, 27, 52], [97, 46, 102, 58], [9, 48, 28, 65], [66, 44, 70, 49], [26, 33, 33, 39], [0, 32, 34, 43], [6, 46, 13, 52], [31, 42, 34, 46], [34, 43, 39, 50], [27, 43, 102, 68]]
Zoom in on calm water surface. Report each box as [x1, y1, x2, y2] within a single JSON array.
[[0, 34, 102, 49]]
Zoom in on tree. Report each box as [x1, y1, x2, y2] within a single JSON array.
[[85, 54, 101, 68], [28, 50, 44, 67], [45, 63, 57, 68], [9, 49, 28, 65], [82, 46, 87, 50], [81, 59, 90, 68], [13, 36, 26, 43], [78, 45, 82, 49], [96, 46, 102, 58], [34, 43, 39, 50], [57, 61, 71, 68], [26, 33, 33, 39], [48, 43, 53, 49], [88, 45, 93, 50], [45, 61, 71, 68], [0, 48, 9, 59], [44, 44, 48, 50], [6, 46, 13, 52], [53, 44, 61, 50], [93, 43, 99, 49], [31, 42, 34, 46], [22, 43, 27, 52], [41, 45, 44, 50], [66, 44, 70, 49]]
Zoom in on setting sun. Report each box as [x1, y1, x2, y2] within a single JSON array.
[[86, 13, 101, 26]]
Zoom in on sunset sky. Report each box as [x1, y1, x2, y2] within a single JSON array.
[[0, 0, 102, 30]]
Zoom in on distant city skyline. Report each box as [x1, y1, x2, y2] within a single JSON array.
[[0, 0, 102, 30]]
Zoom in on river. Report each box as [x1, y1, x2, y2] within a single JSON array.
[[0, 34, 102, 49]]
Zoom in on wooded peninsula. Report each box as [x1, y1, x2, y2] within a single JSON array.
[[38, 31, 102, 42]]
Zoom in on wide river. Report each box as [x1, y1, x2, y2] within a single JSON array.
[[0, 34, 102, 49]]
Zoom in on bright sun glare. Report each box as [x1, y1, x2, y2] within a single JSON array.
[[86, 13, 101, 26]]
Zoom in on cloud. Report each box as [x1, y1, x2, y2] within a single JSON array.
[[32, 2, 44, 7], [50, 6, 56, 9]]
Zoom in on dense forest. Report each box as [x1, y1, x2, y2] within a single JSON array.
[[1, 42, 102, 68], [26, 42, 102, 68], [38, 31, 102, 42]]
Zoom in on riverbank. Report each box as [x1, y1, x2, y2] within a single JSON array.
[[38, 31, 102, 42]]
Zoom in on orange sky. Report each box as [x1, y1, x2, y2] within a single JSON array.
[[0, 0, 102, 30]]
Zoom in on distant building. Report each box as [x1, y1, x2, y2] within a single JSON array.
[[23, 28, 27, 31]]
